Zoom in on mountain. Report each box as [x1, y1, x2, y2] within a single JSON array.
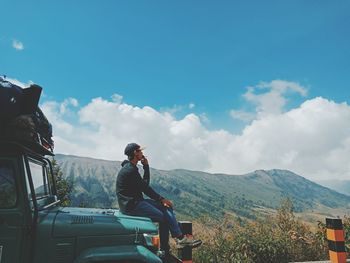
[[53, 154, 350, 220], [316, 180, 350, 196]]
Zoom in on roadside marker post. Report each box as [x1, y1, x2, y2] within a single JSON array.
[[178, 221, 193, 263], [326, 218, 347, 263]]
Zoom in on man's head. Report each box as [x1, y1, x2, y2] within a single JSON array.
[[124, 143, 144, 161]]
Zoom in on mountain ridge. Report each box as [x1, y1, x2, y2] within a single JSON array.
[[53, 154, 350, 220], [316, 179, 350, 196]]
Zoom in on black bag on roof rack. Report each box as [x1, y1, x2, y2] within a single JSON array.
[[22, 84, 42, 114], [5, 109, 54, 151], [0, 76, 42, 123], [0, 76, 24, 126], [6, 114, 37, 142], [0, 76, 54, 152]]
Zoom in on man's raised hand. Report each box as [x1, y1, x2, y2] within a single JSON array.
[[161, 198, 173, 208]]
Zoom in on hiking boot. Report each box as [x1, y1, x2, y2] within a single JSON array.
[[175, 235, 202, 249]]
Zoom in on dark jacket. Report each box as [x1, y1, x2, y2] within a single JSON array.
[[116, 160, 162, 213]]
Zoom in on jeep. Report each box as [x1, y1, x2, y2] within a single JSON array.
[[0, 140, 166, 263]]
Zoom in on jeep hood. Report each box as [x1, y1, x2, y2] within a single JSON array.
[[53, 207, 158, 237]]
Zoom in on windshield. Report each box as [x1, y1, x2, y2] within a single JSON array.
[[25, 157, 54, 208], [29, 161, 50, 198]]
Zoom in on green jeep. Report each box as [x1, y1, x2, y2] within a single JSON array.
[[0, 141, 165, 263]]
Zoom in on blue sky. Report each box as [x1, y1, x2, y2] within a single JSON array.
[[1, 1, 350, 180]]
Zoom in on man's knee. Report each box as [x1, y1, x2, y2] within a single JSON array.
[[150, 210, 167, 223], [138, 203, 165, 222]]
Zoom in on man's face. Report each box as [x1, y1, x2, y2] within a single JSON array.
[[134, 148, 143, 160]]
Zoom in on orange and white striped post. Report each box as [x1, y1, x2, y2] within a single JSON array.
[[326, 218, 347, 263], [178, 221, 192, 263]]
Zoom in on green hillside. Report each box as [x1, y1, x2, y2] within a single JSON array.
[[54, 154, 350, 220], [316, 179, 350, 196]]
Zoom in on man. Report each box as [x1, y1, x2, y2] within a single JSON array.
[[116, 143, 201, 257]]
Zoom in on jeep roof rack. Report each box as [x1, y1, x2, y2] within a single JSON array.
[[0, 140, 54, 156]]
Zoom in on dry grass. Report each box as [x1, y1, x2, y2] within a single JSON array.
[[188, 199, 340, 263]]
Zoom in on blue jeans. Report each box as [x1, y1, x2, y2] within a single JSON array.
[[127, 199, 182, 252]]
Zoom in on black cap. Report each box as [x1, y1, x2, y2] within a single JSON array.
[[124, 143, 143, 156]]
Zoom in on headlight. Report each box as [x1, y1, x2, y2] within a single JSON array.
[[143, 233, 160, 250]]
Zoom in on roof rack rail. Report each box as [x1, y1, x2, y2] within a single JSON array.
[[0, 139, 54, 156]]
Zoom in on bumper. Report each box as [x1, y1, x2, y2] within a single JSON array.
[[74, 245, 162, 263]]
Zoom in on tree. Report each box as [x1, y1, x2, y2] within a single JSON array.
[[51, 158, 72, 206], [276, 197, 295, 232]]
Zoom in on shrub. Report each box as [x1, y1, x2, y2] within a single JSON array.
[[192, 199, 332, 263]]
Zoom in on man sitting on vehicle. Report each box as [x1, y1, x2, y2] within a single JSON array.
[[116, 143, 202, 257]]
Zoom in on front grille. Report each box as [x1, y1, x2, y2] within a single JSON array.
[[55, 243, 73, 263]]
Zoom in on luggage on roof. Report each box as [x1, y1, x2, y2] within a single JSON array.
[[0, 76, 54, 153], [0, 77, 23, 124]]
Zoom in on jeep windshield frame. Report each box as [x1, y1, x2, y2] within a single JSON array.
[[24, 153, 58, 212], [0, 141, 58, 212]]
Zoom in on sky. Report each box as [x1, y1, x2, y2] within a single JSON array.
[[1, 1, 350, 181]]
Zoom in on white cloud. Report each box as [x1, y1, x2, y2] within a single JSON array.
[[230, 110, 256, 122], [199, 113, 210, 124], [12, 39, 24, 50], [41, 101, 75, 134], [60, 98, 79, 115], [160, 104, 185, 115], [231, 80, 308, 120], [222, 97, 350, 180], [111, 94, 123, 104], [41, 84, 350, 181]]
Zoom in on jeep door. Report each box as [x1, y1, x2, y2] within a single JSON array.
[[0, 156, 30, 263]]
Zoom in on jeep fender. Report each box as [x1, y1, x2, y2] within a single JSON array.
[[73, 245, 162, 263]]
